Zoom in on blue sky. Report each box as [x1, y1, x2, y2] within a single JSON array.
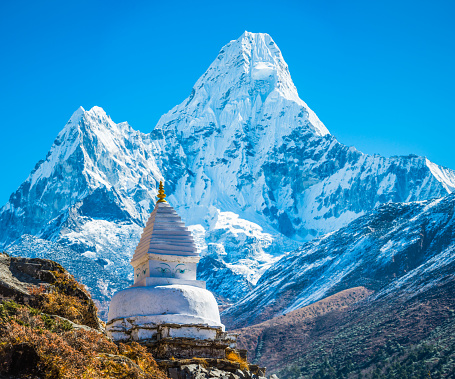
[[1, 0, 454, 206]]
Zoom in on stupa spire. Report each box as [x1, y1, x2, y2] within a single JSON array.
[[157, 181, 166, 203]]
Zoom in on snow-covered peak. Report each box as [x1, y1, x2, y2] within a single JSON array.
[[61, 106, 111, 141], [56, 106, 133, 154], [2, 32, 455, 314], [68, 106, 85, 125], [425, 158, 455, 193], [1, 104, 163, 241], [165, 31, 329, 138], [88, 105, 107, 115]]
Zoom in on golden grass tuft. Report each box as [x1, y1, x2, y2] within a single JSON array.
[[226, 350, 249, 371]]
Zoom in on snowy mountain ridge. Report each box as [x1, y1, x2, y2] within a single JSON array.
[[1, 31, 455, 312], [222, 192, 455, 329]]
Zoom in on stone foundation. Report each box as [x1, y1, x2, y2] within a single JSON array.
[[147, 338, 231, 360], [107, 320, 237, 359], [158, 358, 271, 379]]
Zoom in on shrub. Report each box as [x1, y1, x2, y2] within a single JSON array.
[[28, 270, 100, 329]]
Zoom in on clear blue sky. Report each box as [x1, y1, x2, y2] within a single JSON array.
[[1, 0, 454, 206]]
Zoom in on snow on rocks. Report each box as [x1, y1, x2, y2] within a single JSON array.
[[222, 193, 455, 329]]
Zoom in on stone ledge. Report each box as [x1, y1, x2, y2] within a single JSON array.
[[107, 321, 237, 350], [145, 337, 233, 359]]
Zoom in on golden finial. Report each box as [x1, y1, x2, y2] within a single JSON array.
[[157, 181, 167, 203]]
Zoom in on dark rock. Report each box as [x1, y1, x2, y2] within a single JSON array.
[[160, 360, 274, 379], [4, 343, 41, 377]]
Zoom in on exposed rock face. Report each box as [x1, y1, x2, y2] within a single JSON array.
[[4, 235, 130, 320], [0, 252, 102, 330], [0, 253, 56, 302], [160, 358, 272, 379]]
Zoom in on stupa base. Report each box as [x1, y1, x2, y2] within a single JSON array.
[[107, 320, 237, 359], [146, 336, 235, 360]]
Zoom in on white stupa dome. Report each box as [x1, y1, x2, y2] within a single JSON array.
[[108, 284, 223, 328]]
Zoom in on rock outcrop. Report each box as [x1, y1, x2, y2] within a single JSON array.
[[0, 252, 102, 330], [0, 253, 169, 378], [160, 356, 271, 379]]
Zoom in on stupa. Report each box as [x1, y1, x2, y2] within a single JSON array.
[[106, 182, 236, 359]]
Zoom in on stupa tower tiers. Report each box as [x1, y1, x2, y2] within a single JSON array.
[[131, 181, 203, 289], [106, 182, 236, 359]]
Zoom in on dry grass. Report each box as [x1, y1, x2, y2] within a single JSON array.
[[28, 269, 100, 329], [226, 349, 249, 371], [0, 301, 168, 379]]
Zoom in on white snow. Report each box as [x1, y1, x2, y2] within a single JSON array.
[[82, 251, 97, 259], [251, 62, 276, 80], [426, 158, 455, 193]]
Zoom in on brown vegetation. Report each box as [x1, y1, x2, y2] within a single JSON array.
[[226, 348, 249, 371], [0, 256, 169, 379], [28, 268, 101, 329], [234, 286, 373, 369], [235, 283, 455, 378], [0, 300, 168, 379]]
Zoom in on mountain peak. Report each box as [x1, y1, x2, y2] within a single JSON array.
[[207, 31, 288, 91], [3, 32, 455, 319], [68, 106, 85, 125], [87, 106, 107, 117], [238, 31, 278, 50], [164, 31, 329, 139], [67, 106, 108, 126]]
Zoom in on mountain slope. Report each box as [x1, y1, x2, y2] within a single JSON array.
[[151, 32, 455, 242], [0, 107, 162, 305], [234, 287, 373, 368], [234, 281, 455, 378], [223, 192, 455, 329], [0, 106, 160, 247], [1, 32, 455, 308]]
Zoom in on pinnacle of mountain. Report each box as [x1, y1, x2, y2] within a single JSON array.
[[0, 106, 162, 248], [153, 31, 328, 145], [204, 31, 327, 135], [150, 32, 455, 240]]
